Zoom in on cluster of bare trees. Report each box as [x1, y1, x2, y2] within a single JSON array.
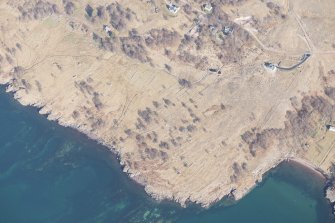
[[242, 94, 335, 157], [120, 29, 149, 62], [217, 0, 247, 5], [265, 1, 284, 17], [92, 33, 115, 51], [325, 87, 335, 101], [288, 96, 333, 137], [106, 3, 133, 30], [92, 92, 103, 110], [17, 0, 58, 20], [178, 78, 192, 88], [177, 50, 208, 69], [145, 28, 180, 48], [241, 128, 280, 157], [133, 130, 169, 162], [62, 0, 75, 15]]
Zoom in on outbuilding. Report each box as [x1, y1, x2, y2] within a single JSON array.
[[103, 25, 113, 37], [327, 125, 335, 132], [202, 3, 213, 14], [264, 62, 277, 72], [222, 26, 234, 35], [166, 3, 180, 14]]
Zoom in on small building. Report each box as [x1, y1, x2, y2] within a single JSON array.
[[166, 3, 180, 14], [208, 24, 216, 32], [209, 68, 219, 73], [103, 25, 113, 37], [222, 26, 234, 35], [327, 125, 335, 132], [209, 68, 221, 74], [301, 52, 311, 61], [217, 26, 234, 40], [202, 3, 213, 14], [264, 62, 277, 72]]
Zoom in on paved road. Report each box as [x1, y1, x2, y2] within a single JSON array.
[[264, 52, 311, 71], [276, 52, 311, 71]]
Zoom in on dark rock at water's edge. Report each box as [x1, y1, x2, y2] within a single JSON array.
[[324, 162, 335, 215], [324, 177, 335, 215], [270, 160, 335, 217]]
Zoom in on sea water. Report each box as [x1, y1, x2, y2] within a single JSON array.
[[0, 86, 334, 223]]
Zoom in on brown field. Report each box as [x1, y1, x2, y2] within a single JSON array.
[[0, 0, 335, 207]]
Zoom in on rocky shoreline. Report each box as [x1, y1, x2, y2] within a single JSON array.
[[0, 85, 335, 215], [325, 181, 335, 214], [0, 0, 335, 212]]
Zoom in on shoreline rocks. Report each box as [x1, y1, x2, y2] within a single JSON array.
[[325, 180, 335, 214]]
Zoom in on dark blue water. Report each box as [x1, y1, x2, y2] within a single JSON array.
[[0, 86, 334, 223]]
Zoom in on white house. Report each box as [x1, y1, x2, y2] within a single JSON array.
[[263, 62, 277, 73], [166, 3, 180, 14], [103, 25, 111, 33], [222, 26, 234, 35], [103, 25, 113, 37], [328, 125, 335, 132]]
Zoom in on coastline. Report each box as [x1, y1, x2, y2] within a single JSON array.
[[2, 86, 335, 222], [0, 0, 334, 221], [0, 85, 157, 201], [232, 157, 329, 206], [0, 84, 333, 210], [286, 158, 328, 180]]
